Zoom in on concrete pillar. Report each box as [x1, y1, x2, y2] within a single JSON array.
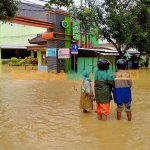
[[30, 50, 34, 58], [37, 50, 41, 65]]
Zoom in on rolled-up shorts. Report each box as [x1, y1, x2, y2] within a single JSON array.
[[95, 103, 110, 116], [116, 102, 131, 112]]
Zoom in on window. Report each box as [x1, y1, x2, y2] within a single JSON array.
[[41, 52, 47, 66]]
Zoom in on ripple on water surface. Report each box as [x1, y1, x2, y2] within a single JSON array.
[[0, 66, 150, 150]]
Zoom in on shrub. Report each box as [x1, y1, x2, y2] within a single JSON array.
[[8, 56, 38, 66], [10, 57, 19, 63]]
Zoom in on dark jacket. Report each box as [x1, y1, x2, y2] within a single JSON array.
[[94, 70, 114, 104]]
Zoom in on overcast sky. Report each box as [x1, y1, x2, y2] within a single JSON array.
[[21, 0, 80, 6]]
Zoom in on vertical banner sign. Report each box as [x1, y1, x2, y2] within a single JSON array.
[[71, 44, 78, 54], [71, 44, 78, 71], [46, 48, 57, 57]]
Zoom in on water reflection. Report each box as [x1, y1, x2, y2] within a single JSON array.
[[0, 65, 150, 150]]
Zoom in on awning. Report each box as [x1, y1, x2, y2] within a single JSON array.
[[97, 52, 119, 56], [0, 45, 27, 49], [79, 48, 141, 55], [26, 45, 47, 50], [79, 48, 117, 53]]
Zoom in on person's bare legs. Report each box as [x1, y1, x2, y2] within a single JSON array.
[[127, 111, 131, 121], [117, 111, 121, 120], [102, 114, 107, 121], [97, 114, 102, 120]]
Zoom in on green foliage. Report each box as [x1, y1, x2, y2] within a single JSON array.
[[21, 56, 38, 65], [9, 57, 20, 66], [0, 0, 19, 22], [69, 0, 150, 57], [30, 58, 38, 65], [44, 0, 74, 10], [69, 3, 102, 33], [9, 57, 19, 63], [8, 56, 38, 66]]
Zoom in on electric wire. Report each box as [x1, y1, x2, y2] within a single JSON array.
[[18, 0, 69, 12], [19, 8, 47, 11], [20, 0, 46, 9], [0, 1, 47, 45], [0, 34, 43, 45], [0, 37, 31, 45], [33, 0, 49, 3], [0, 33, 43, 39], [21, 0, 45, 5]]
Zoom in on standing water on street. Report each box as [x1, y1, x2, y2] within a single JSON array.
[[0, 65, 150, 150]]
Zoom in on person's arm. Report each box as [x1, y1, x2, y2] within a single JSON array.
[[107, 73, 115, 87], [127, 73, 132, 88], [127, 80, 132, 88], [84, 80, 93, 96]]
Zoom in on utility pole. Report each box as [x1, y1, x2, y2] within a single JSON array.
[[87, 0, 90, 49], [79, 0, 83, 48], [88, 33, 90, 48], [84, 0, 87, 48], [79, 0, 90, 48]]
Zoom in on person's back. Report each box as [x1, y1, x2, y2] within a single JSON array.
[[113, 59, 132, 121], [80, 70, 94, 113], [114, 70, 132, 88], [94, 58, 114, 121], [95, 70, 114, 104]]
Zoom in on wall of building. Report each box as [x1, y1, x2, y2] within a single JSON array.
[[98, 55, 116, 72], [77, 57, 98, 74], [0, 22, 46, 45], [73, 22, 99, 47], [77, 55, 116, 76]]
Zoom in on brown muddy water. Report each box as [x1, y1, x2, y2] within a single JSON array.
[[0, 65, 150, 150]]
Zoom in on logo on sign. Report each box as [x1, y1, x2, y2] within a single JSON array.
[[71, 44, 78, 54], [58, 48, 70, 59], [61, 20, 69, 29]]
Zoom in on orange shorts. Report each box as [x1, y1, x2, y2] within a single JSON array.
[[95, 103, 110, 116]]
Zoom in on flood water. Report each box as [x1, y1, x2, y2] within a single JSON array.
[[0, 65, 150, 150]]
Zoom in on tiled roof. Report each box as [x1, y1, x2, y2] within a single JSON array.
[[18, 2, 76, 44], [17, 2, 48, 20], [28, 34, 46, 44], [17, 2, 73, 21]]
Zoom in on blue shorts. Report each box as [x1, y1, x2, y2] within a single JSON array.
[[116, 102, 131, 112]]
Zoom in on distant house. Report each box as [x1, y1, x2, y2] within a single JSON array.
[[76, 47, 141, 72]]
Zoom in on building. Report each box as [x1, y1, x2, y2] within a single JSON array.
[[76, 47, 141, 72], [0, 2, 48, 64], [0, 2, 99, 69]]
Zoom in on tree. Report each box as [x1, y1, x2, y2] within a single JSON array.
[[130, 0, 150, 54], [44, 0, 74, 10], [0, 0, 19, 22], [69, 0, 150, 58]]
